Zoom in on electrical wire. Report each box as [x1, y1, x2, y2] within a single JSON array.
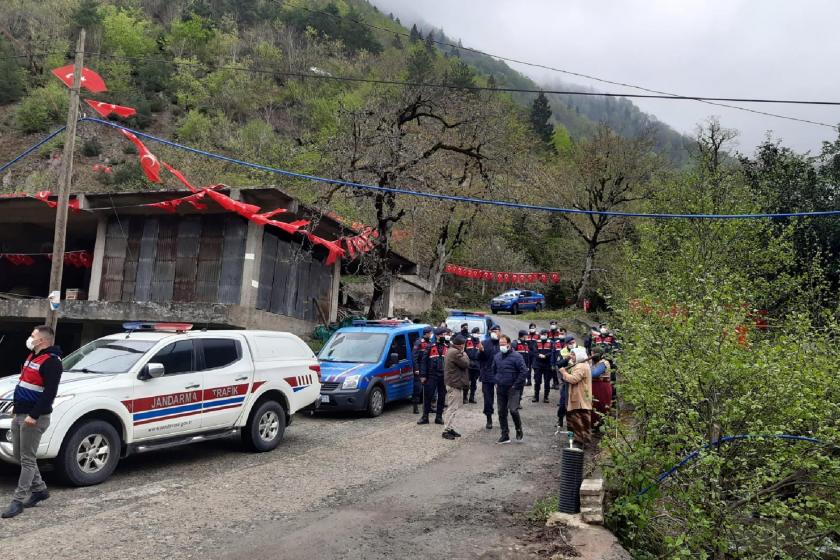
[[3, 119, 840, 220], [283, 0, 840, 130]]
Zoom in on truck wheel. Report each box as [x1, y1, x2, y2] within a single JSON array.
[[366, 385, 385, 417], [512, 303, 520, 315], [56, 420, 121, 487], [243, 400, 286, 452]]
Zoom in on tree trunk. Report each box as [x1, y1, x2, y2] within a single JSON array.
[[575, 242, 597, 305]]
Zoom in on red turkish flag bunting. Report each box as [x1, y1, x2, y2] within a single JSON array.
[[84, 99, 136, 118], [120, 129, 161, 183], [161, 162, 197, 192], [51, 65, 107, 93]]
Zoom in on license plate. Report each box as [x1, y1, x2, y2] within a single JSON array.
[[320, 395, 330, 403]]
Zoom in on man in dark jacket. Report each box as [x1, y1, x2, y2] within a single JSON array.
[[532, 328, 554, 403], [417, 327, 449, 426], [3, 325, 62, 518], [492, 335, 527, 444], [411, 326, 433, 414], [463, 327, 481, 404], [478, 324, 501, 430], [442, 334, 470, 440]]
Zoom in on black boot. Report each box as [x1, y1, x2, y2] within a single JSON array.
[[485, 415, 493, 430], [417, 416, 429, 425], [468, 394, 477, 404], [532, 392, 539, 402], [1, 500, 24, 518], [434, 415, 444, 425], [412, 402, 419, 414], [23, 489, 49, 508]]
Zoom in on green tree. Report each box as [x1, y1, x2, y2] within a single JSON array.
[[100, 6, 156, 59], [530, 91, 555, 148], [71, 0, 102, 31], [409, 24, 420, 42], [405, 44, 435, 84], [424, 30, 435, 53], [0, 39, 26, 104]]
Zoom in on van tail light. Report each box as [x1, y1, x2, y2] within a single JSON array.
[[309, 364, 321, 374]]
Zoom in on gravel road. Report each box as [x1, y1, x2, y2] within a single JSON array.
[[0, 314, 580, 559]]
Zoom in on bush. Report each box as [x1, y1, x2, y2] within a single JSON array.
[[81, 138, 102, 157], [16, 83, 69, 133], [0, 40, 26, 104], [176, 109, 213, 145]]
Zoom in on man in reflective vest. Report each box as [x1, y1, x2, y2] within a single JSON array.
[[3, 325, 63, 518], [463, 327, 482, 404]]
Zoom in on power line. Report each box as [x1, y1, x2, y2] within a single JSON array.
[[85, 53, 840, 108], [283, 0, 840, 130]]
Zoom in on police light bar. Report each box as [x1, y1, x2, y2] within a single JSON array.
[[123, 322, 194, 333]]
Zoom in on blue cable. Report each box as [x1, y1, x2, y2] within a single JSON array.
[[636, 434, 831, 497], [0, 125, 67, 174], [4, 117, 840, 220]]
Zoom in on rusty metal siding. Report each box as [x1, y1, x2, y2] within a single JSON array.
[[195, 215, 223, 302], [173, 216, 202, 302], [133, 217, 159, 302], [120, 217, 143, 301], [272, 238, 293, 316], [150, 217, 177, 302], [256, 230, 278, 311], [101, 219, 127, 301], [217, 216, 246, 304]]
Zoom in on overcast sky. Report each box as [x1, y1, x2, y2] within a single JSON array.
[[370, 0, 840, 155]]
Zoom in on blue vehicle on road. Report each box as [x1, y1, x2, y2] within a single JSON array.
[[317, 320, 429, 417], [489, 289, 546, 315]]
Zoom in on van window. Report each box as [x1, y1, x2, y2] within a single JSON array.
[[200, 339, 240, 370], [151, 341, 194, 375], [407, 332, 420, 354], [388, 335, 409, 362]]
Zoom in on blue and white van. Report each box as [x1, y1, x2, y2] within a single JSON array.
[[317, 320, 430, 417]]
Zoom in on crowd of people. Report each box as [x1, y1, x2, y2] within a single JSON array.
[[412, 320, 618, 447]]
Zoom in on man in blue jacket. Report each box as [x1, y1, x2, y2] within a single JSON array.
[[492, 334, 528, 444], [478, 324, 501, 430]]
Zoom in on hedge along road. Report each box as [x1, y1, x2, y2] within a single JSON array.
[[0, 315, 568, 560]]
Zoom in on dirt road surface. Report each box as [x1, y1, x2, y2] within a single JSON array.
[[0, 314, 583, 559]]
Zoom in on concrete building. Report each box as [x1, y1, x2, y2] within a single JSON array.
[[0, 187, 421, 369]]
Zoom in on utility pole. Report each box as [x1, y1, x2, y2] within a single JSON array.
[[46, 28, 85, 333]]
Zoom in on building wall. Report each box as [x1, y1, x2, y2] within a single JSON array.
[[256, 228, 333, 322], [388, 275, 433, 316], [100, 214, 246, 305]]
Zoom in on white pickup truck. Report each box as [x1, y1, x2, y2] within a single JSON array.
[[0, 324, 321, 486]]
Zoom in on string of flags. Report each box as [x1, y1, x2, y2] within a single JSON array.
[[47, 63, 351, 266], [1, 250, 93, 268], [445, 264, 560, 284]]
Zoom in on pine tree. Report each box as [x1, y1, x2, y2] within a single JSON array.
[[406, 45, 434, 84], [530, 91, 555, 149], [424, 31, 435, 53], [392, 33, 403, 49], [409, 24, 420, 42], [487, 74, 497, 90]]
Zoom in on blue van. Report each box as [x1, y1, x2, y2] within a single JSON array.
[[317, 320, 430, 417]]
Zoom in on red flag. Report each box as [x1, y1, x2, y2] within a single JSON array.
[[539, 273, 548, 283], [550, 272, 560, 283], [343, 238, 357, 260], [51, 65, 107, 93], [120, 129, 161, 183], [84, 99, 136, 118], [304, 232, 345, 266], [204, 189, 259, 217]]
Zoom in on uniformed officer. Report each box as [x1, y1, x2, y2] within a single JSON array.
[[417, 327, 449, 425], [459, 322, 470, 340], [514, 329, 532, 386], [478, 324, 501, 430], [548, 323, 565, 390], [532, 328, 554, 402], [463, 327, 481, 404], [411, 326, 433, 414], [526, 323, 540, 387]]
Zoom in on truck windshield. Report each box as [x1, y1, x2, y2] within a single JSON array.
[[319, 332, 388, 364], [64, 339, 156, 373]]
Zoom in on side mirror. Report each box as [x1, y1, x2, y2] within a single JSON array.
[[139, 362, 165, 380], [387, 352, 400, 366]]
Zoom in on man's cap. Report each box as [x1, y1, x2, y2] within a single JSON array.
[[518, 329, 528, 337], [452, 334, 466, 345], [565, 335, 576, 343], [434, 327, 449, 336], [423, 326, 433, 334], [490, 325, 501, 332], [540, 329, 549, 335]]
